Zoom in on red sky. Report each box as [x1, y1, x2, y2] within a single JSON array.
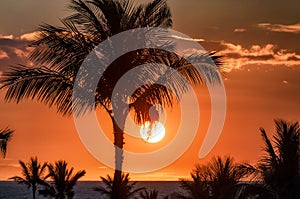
[[0, 0, 300, 180]]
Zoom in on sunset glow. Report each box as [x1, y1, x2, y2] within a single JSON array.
[[140, 121, 166, 143]]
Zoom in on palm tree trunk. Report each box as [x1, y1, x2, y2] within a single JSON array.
[[32, 185, 36, 199], [112, 117, 125, 199]]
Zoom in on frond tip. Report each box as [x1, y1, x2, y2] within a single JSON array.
[[0, 128, 14, 158]]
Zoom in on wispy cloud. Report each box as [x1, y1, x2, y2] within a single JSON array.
[[0, 50, 9, 59], [0, 163, 20, 168], [258, 23, 300, 33], [19, 31, 39, 41], [13, 47, 31, 58], [234, 28, 246, 33], [171, 35, 205, 42], [0, 34, 14, 40], [0, 32, 37, 41], [0, 35, 31, 72]]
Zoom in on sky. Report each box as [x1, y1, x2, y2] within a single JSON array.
[[0, 0, 300, 180]]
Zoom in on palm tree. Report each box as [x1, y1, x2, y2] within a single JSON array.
[[9, 156, 48, 199], [179, 156, 254, 199], [94, 173, 144, 199], [0, 128, 13, 158], [39, 160, 86, 199], [258, 119, 300, 198], [139, 189, 159, 199], [139, 189, 170, 199], [0, 0, 221, 197]]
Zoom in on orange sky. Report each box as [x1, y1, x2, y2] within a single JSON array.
[[1, 0, 300, 180]]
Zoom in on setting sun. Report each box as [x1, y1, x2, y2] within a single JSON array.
[[140, 121, 166, 143]]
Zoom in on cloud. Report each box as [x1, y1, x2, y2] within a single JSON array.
[[0, 34, 13, 40], [0, 50, 9, 59], [0, 37, 30, 72], [0, 163, 20, 168], [234, 28, 246, 33], [0, 32, 37, 41], [218, 41, 300, 71], [171, 35, 205, 42], [19, 31, 39, 41], [282, 80, 288, 84], [13, 47, 31, 58], [258, 23, 300, 33]]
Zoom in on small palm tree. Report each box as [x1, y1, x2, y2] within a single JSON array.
[[179, 156, 254, 199], [94, 173, 144, 199], [139, 189, 159, 199], [258, 119, 300, 198], [0, 128, 13, 158], [39, 160, 86, 199], [9, 156, 48, 199], [139, 189, 169, 199]]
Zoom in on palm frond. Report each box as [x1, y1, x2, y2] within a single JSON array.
[[0, 128, 13, 158], [139, 189, 159, 199], [236, 182, 278, 199], [9, 156, 47, 195], [68, 0, 107, 39], [141, 0, 172, 28], [0, 65, 76, 115], [260, 128, 278, 169], [40, 160, 85, 198], [94, 173, 144, 198]]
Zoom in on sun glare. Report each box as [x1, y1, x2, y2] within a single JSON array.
[[140, 121, 166, 143]]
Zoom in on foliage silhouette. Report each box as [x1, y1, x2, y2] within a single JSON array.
[[258, 119, 300, 198], [139, 189, 159, 199], [0, 0, 221, 198], [94, 173, 144, 199], [139, 189, 170, 199], [178, 156, 254, 199], [0, 128, 13, 158], [9, 156, 48, 199], [39, 160, 86, 199], [235, 182, 278, 199]]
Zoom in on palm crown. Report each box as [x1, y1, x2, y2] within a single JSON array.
[[9, 157, 48, 199], [0, 0, 221, 118]]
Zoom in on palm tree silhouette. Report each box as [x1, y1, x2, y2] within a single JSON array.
[[94, 173, 144, 199], [0, 128, 13, 158], [179, 156, 254, 199], [39, 160, 86, 199], [9, 156, 48, 199], [139, 189, 159, 199], [0, 0, 221, 197], [139, 189, 169, 199], [258, 119, 300, 198]]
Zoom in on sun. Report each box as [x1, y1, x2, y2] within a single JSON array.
[[140, 121, 166, 143]]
